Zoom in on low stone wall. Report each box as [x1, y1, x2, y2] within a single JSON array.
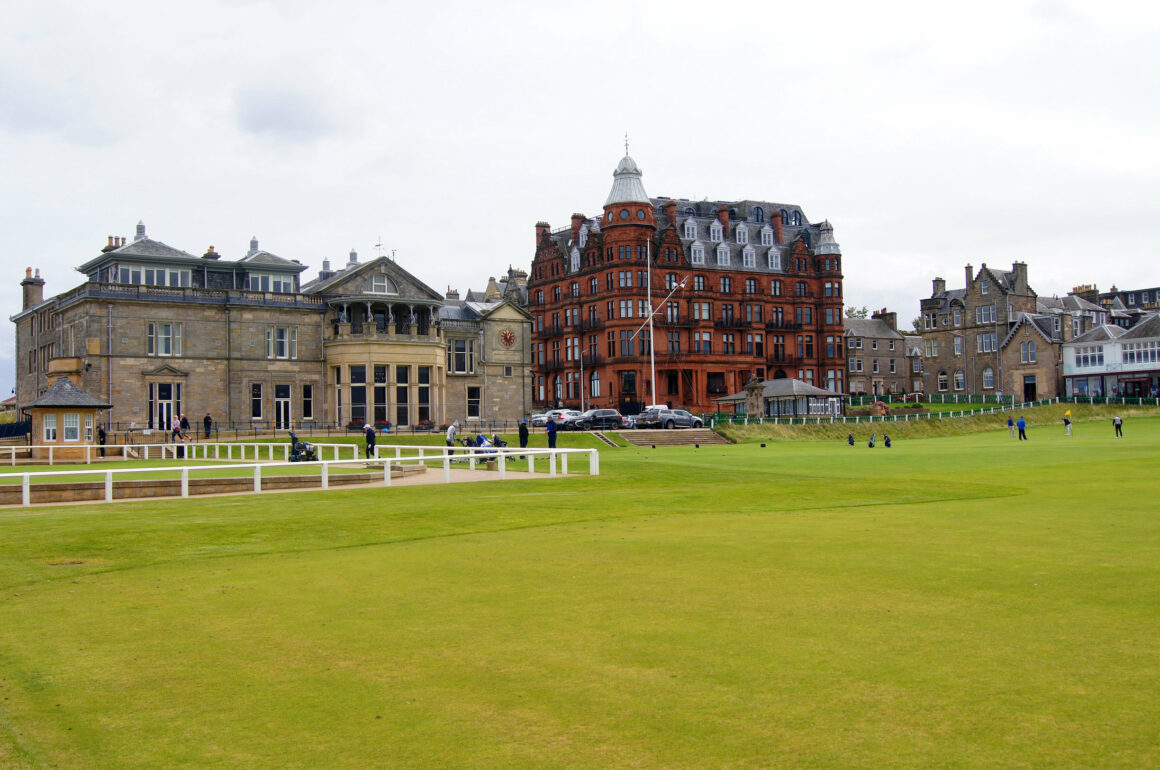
[[0, 466, 426, 506]]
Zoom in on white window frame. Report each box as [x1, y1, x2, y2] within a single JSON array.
[[63, 413, 80, 442], [690, 243, 705, 265], [266, 326, 298, 360], [709, 222, 723, 242], [742, 246, 756, 267], [716, 244, 730, 266], [43, 414, 58, 442], [684, 221, 697, 239], [767, 249, 781, 270], [736, 226, 748, 244]]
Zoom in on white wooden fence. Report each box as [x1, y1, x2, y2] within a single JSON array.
[[3, 446, 599, 507]]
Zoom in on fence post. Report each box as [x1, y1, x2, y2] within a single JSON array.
[[49, 446, 54, 465], [561, 452, 569, 475], [253, 465, 261, 493], [105, 471, 113, 502], [181, 468, 189, 498], [443, 455, 451, 483], [383, 459, 392, 486], [549, 452, 557, 477], [528, 453, 535, 474], [22, 474, 30, 506], [590, 449, 599, 476], [498, 453, 506, 480], [321, 463, 329, 490]]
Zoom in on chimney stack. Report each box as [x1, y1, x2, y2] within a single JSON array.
[[716, 205, 730, 230], [134, 221, 146, 242], [571, 214, 585, 243], [965, 264, 974, 288], [1011, 261, 1028, 294], [872, 308, 898, 332], [22, 266, 45, 310], [348, 249, 358, 266], [663, 200, 677, 226], [771, 209, 783, 244], [932, 277, 946, 295], [535, 221, 550, 247]]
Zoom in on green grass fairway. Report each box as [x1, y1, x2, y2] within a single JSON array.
[[1, 418, 1158, 767]]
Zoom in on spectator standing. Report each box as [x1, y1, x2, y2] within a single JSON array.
[[1062, 409, 1072, 436], [203, 413, 213, 439], [546, 416, 558, 449], [1007, 417, 1015, 438], [518, 419, 529, 457], [1017, 416, 1027, 440], [446, 421, 458, 456], [1113, 415, 1123, 438], [97, 425, 107, 457], [364, 423, 376, 459]]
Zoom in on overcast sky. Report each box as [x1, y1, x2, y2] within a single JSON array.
[[3, 0, 1158, 399]]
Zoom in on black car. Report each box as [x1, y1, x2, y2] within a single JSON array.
[[569, 408, 625, 431]]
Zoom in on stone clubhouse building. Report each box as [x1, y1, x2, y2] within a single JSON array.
[[12, 223, 532, 433]]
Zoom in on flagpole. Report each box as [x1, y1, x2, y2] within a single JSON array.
[[647, 240, 656, 407]]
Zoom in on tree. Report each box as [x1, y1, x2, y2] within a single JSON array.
[[911, 317, 924, 334], [845, 306, 869, 319]]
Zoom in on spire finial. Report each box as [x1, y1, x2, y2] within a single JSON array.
[[624, 132, 629, 156]]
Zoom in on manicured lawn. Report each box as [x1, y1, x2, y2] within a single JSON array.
[[0, 419, 1157, 767]]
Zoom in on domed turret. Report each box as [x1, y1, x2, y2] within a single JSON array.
[[604, 154, 650, 206]]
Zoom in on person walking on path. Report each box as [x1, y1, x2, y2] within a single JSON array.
[[1008, 417, 1015, 438], [203, 413, 213, 440], [1062, 409, 1072, 436], [446, 421, 458, 456], [518, 419, 529, 457], [546, 416, 558, 449], [1017, 416, 1028, 440], [1113, 415, 1123, 437], [364, 423, 376, 459], [97, 425, 107, 457]]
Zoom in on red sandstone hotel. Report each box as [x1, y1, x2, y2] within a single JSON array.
[[527, 154, 846, 414]]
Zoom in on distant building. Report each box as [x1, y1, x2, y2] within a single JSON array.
[[1063, 314, 1160, 397], [844, 309, 910, 396], [527, 153, 845, 414], [11, 223, 531, 430], [919, 263, 1105, 401], [1098, 285, 1160, 328]]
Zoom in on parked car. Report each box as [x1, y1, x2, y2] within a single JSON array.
[[636, 408, 703, 429], [529, 413, 548, 427], [622, 413, 642, 429], [545, 409, 582, 426], [568, 408, 625, 431]]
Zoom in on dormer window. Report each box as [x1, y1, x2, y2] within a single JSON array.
[[736, 226, 748, 244], [791, 211, 802, 226], [684, 220, 697, 239], [709, 222, 723, 242], [248, 272, 292, 293], [753, 206, 764, 223], [578, 225, 588, 248], [716, 244, 730, 266], [767, 249, 782, 270], [760, 226, 773, 246], [690, 242, 705, 265], [570, 246, 580, 272], [742, 246, 756, 268]]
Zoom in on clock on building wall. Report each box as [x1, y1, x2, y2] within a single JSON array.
[[500, 328, 516, 347]]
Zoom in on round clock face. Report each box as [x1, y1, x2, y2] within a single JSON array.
[[500, 329, 516, 347]]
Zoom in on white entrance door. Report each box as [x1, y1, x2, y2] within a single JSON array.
[[275, 384, 292, 430]]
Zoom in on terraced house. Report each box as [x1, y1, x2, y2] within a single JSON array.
[[527, 153, 846, 414], [12, 223, 531, 432], [920, 263, 1104, 401]]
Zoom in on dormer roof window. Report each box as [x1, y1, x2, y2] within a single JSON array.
[[760, 226, 774, 246], [736, 226, 748, 244], [684, 220, 697, 239], [742, 245, 756, 267], [709, 222, 723, 242], [767, 249, 782, 270], [690, 242, 705, 265], [716, 244, 730, 266]]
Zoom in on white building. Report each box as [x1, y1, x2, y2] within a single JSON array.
[[1062, 314, 1160, 397]]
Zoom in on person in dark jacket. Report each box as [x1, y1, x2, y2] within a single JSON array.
[[203, 413, 213, 439], [546, 417, 558, 449], [97, 425, 107, 457], [847, 432, 854, 446], [518, 419, 530, 457], [364, 423, 376, 458]]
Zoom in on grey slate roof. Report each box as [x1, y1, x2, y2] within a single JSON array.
[[1069, 324, 1126, 344], [844, 318, 903, 339], [1119, 313, 1160, 340], [24, 377, 112, 409], [106, 237, 198, 261], [716, 378, 843, 403]]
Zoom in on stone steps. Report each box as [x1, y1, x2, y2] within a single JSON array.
[[619, 428, 730, 447]]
